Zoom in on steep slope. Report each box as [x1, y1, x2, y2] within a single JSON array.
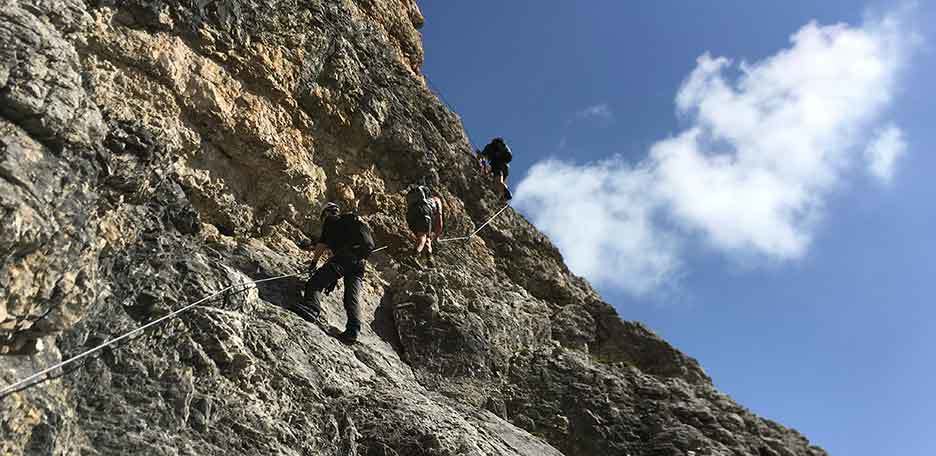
[[0, 1, 827, 455]]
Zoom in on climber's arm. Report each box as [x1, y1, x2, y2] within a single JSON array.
[[310, 243, 329, 270]]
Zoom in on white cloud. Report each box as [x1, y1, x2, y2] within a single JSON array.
[[560, 104, 614, 149], [516, 160, 679, 295], [516, 11, 914, 295], [574, 103, 614, 122], [865, 125, 906, 183]]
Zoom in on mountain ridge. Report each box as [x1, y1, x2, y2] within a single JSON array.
[[0, 1, 826, 455]]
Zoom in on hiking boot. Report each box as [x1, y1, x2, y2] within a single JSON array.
[[402, 252, 423, 269], [292, 303, 321, 324], [424, 250, 435, 266], [504, 189, 513, 201]]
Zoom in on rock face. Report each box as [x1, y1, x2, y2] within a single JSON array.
[[0, 1, 827, 455]]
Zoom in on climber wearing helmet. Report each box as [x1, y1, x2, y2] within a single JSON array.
[[293, 202, 374, 344]]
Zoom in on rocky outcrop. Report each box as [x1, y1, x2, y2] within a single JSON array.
[[0, 0, 826, 455]]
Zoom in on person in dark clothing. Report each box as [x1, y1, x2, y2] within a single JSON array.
[[479, 137, 513, 201], [405, 186, 444, 267], [293, 202, 373, 344]]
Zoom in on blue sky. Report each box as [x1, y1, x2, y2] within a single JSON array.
[[419, 2, 935, 456]]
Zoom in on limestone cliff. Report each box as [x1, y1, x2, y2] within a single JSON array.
[[0, 1, 827, 455]]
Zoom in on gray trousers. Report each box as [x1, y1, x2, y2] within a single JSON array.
[[303, 255, 365, 335]]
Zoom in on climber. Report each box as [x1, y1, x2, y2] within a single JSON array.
[[293, 202, 375, 344], [479, 137, 513, 201], [405, 185, 444, 267], [475, 148, 490, 176]]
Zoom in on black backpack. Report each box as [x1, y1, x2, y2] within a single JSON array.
[[334, 214, 376, 258], [407, 185, 435, 220], [406, 185, 430, 207], [491, 139, 512, 163]]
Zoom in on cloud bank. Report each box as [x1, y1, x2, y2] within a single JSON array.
[[518, 159, 679, 295], [516, 12, 914, 295]]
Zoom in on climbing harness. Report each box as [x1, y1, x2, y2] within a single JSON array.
[[0, 203, 511, 398]]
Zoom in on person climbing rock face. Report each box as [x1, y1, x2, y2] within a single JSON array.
[[479, 137, 513, 201], [405, 185, 444, 267], [293, 202, 375, 344], [475, 148, 491, 176]]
